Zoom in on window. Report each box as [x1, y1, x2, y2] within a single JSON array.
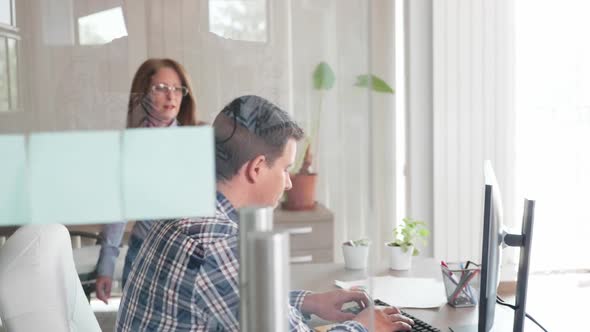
[[0, 0, 14, 27], [0, 0, 19, 112], [78, 7, 127, 46], [208, 0, 268, 43], [515, 0, 590, 271]]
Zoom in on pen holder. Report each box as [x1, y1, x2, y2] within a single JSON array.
[[440, 261, 480, 308]]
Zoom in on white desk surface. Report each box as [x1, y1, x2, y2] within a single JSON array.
[[291, 258, 546, 331]]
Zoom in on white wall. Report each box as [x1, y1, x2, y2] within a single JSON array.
[[2, 0, 401, 263]]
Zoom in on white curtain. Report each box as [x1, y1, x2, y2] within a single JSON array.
[[290, 0, 398, 262], [432, 0, 516, 266]]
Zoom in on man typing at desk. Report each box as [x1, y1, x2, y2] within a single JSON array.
[[116, 95, 414, 331]]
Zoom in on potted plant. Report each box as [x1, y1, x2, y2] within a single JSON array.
[[282, 62, 334, 210], [282, 62, 394, 210], [385, 217, 429, 270], [342, 238, 370, 270]]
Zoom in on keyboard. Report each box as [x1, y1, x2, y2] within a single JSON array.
[[399, 309, 441, 332], [343, 299, 441, 332]]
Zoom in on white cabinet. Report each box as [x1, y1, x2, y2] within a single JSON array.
[[274, 204, 334, 264]]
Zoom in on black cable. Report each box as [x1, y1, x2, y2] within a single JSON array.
[[496, 296, 548, 332], [216, 108, 238, 144]]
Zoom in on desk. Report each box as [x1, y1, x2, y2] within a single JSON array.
[[291, 258, 545, 331]]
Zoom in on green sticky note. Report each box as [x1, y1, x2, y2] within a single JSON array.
[[29, 131, 123, 224], [0, 135, 29, 225], [122, 126, 216, 220]]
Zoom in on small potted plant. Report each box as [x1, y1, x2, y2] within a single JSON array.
[[385, 217, 429, 270], [342, 238, 370, 270]]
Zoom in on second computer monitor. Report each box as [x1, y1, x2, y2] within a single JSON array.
[[479, 161, 535, 332], [479, 161, 504, 332]]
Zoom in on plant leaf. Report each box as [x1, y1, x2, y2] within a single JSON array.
[[355, 74, 394, 94], [401, 243, 408, 253], [353, 238, 370, 246], [313, 62, 335, 90], [418, 229, 429, 237], [391, 216, 430, 250]]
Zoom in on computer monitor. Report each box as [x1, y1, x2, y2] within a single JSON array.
[[479, 161, 535, 332]]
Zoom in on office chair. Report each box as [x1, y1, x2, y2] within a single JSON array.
[[70, 231, 129, 299], [0, 226, 109, 300], [70, 230, 104, 300], [0, 224, 101, 332]]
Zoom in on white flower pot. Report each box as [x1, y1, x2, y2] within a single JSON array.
[[342, 244, 369, 270], [386, 243, 414, 270]]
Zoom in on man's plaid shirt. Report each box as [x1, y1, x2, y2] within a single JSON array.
[[115, 192, 366, 332]]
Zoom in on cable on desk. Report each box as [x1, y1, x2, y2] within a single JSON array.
[[496, 296, 548, 332]]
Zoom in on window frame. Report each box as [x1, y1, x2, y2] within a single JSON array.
[[0, 0, 21, 113]]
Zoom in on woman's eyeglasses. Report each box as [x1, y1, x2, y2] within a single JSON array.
[[151, 83, 189, 97]]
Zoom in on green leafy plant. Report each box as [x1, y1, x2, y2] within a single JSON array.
[[354, 74, 394, 93], [387, 217, 429, 256], [343, 238, 370, 247], [293, 62, 336, 174], [293, 62, 394, 174]]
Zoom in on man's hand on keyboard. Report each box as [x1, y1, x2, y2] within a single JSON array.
[[301, 289, 370, 322], [353, 307, 414, 331]]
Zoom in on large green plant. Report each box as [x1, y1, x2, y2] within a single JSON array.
[[293, 62, 394, 174], [294, 62, 335, 174], [387, 217, 429, 256]]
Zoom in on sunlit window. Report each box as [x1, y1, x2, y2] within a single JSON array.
[[515, 0, 590, 271], [78, 7, 128, 46], [208, 0, 267, 43], [0, 37, 9, 111], [0, 0, 13, 26]]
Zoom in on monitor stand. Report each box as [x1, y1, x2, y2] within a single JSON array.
[[449, 199, 535, 332], [503, 199, 535, 332]]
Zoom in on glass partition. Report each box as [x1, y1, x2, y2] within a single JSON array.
[[0, 1, 404, 331]]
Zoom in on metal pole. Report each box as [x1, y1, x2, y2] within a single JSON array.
[[246, 231, 290, 332], [238, 207, 274, 332]]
